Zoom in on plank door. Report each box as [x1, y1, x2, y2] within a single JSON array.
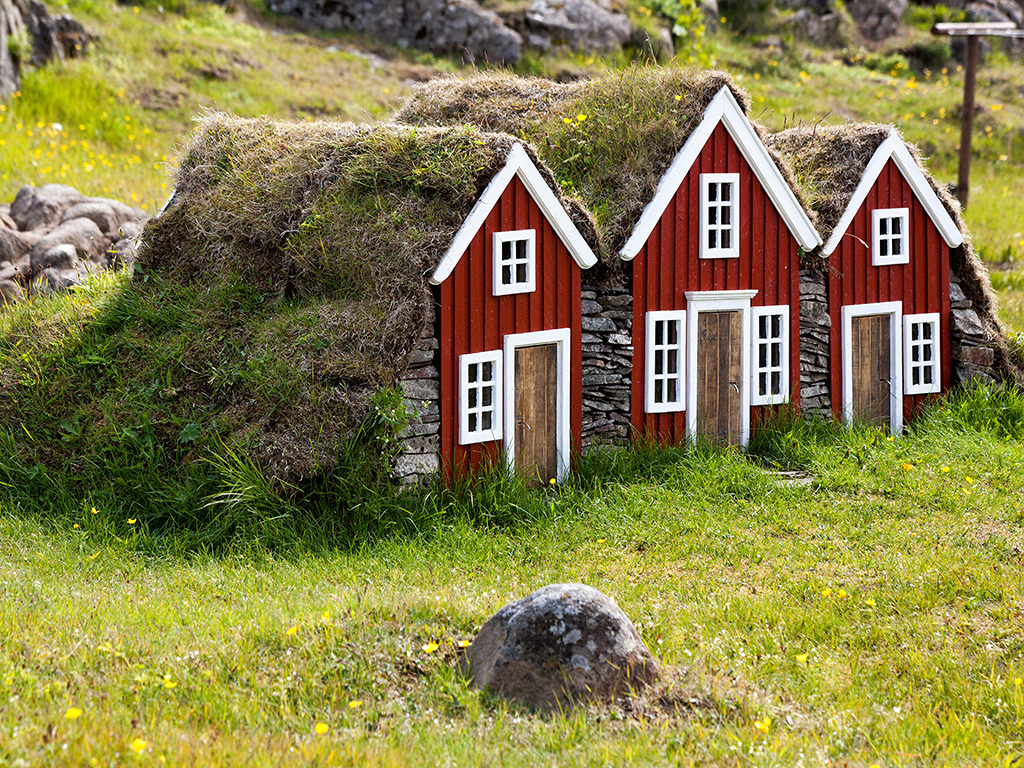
[[514, 343, 558, 486], [695, 311, 743, 445], [850, 314, 892, 426]]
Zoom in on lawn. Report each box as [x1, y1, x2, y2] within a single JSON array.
[[2, 391, 1023, 765]]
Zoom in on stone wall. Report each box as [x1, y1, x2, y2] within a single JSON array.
[[394, 300, 440, 484], [798, 267, 832, 417], [580, 275, 633, 446], [949, 268, 1000, 386]]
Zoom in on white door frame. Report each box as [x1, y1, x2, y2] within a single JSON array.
[[841, 300, 903, 435], [684, 290, 758, 447], [503, 327, 571, 481]]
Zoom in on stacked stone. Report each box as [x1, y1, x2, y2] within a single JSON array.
[[395, 300, 440, 483], [798, 268, 832, 416], [949, 271, 998, 386], [580, 276, 632, 446]]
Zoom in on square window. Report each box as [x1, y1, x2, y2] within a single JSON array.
[[493, 229, 537, 296], [700, 173, 740, 259], [645, 311, 686, 413], [872, 208, 910, 266], [459, 350, 503, 444], [750, 306, 789, 406], [903, 313, 940, 395]]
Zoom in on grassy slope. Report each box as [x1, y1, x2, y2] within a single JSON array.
[[2, 398, 1024, 765]]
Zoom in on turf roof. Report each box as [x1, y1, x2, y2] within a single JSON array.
[[395, 66, 814, 266]]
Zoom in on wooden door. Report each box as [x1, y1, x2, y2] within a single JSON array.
[[695, 311, 743, 445], [514, 343, 558, 485], [851, 314, 892, 426]]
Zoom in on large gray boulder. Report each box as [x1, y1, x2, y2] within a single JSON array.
[[524, 0, 633, 52], [1, 0, 26, 98], [10, 183, 85, 232], [29, 217, 104, 264], [847, 0, 907, 41], [465, 583, 660, 709]]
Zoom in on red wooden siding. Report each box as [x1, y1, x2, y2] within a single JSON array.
[[438, 175, 582, 480], [828, 158, 952, 422], [630, 122, 803, 443]]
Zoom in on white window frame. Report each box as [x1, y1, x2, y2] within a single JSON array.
[[903, 313, 941, 396], [750, 305, 790, 406], [458, 350, 503, 445], [645, 310, 686, 414], [684, 290, 757, 446], [492, 229, 537, 296], [871, 207, 910, 266], [841, 301, 903, 435], [700, 173, 740, 259], [503, 328, 571, 482]]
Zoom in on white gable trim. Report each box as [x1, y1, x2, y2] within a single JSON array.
[[823, 131, 964, 256], [430, 143, 597, 285], [620, 87, 821, 260]]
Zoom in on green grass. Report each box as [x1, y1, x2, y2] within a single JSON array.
[[2, 388, 1024, 765]]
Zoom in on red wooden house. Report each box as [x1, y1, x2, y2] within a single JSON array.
[[820, 130, 964, 431], [428, 143, 598, 482], [618, 86, 822, 447]]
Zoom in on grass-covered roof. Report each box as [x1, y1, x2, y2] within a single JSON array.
[[396, 67, 811, 265]]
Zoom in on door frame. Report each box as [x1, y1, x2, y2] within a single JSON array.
[[503, 327, 571, 481], [683, 290, 758, 447], [841, 300, 903, 435]]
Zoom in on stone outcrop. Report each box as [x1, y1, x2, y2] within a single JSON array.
[[395, 298, 440, 483], [0, 184, 146, 303], [581, 276, 632, 446], [798, 268, 831, 417], [0, 0, 87, 98], [1, 0, 27, 98], [266, 0, 639, 63], [846, 0, 907, 41], [464, 583, 660, 709]]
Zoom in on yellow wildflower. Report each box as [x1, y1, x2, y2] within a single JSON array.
[[314, 722, 329, 735], [422, 642, 439, 653], [349, 700, 362, 709], [457, 640, 471, 648], [65, 707, 82, 720], [131, 739, 147, 754], [127, 519, 136, 525], [821, 588, 832, 598], [941, 466, 950, 473], [865, 598, 876, 607], [286, 625, 298, 636], [754, 717, 771, 734], [837, 589, 847, 599], [796, 653, 808, 664]]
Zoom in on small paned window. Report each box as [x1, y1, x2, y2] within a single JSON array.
[[872, 208, 910, 266], [700, 173, 740, 259], [645, 311, 686, 413], [492, 229, 537, 296], [459, 350, 503, 445], [903, 313, 940, 395], [751, 306, 790, 406]]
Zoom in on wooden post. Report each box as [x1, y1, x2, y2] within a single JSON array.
[[932, 21, 1017, 209], [957, 35, 979, 208]]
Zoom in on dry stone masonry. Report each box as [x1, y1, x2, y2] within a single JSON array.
[[949, 268, 1000, 385], [798, 268, 832, 416], [581, 276, 633, 446], [395, 298, 440, 483], [0, 184, 146, 304]]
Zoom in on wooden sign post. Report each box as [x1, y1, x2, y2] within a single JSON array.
[[932, 21, 1018, 208]]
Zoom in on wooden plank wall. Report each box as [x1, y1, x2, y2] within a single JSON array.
[[630, 122, 803, 444], [828, 158, 952, 422], [438, 175, 583, 480]]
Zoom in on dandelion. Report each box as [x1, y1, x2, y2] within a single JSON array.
[[966, 476, 974, 484], [940, 466, 950, 473], [422, 642, 439, 653], [837, 589, 847, 599], [65, 707, 82, 720], [1015, 677, 1022, 687], [127, 518, 136, 525], [131, 739, 147, 754], [576, 114, 587, 122], [314, 722, 329, 735], [457, 640, 471, 648], [562, 117, 572, 124], [902, 463, 913, 471], [674, 94, 682, 100], [821, 587, 832, 598], [596, 538, 606, 544], [865, 597, 876, 607], [754, 717, 771, 733], [286, 625, 298, 636], [349, 699, 362, 709], [321, 611, 331, 622], [549, 478, 556, 485], [796, 653, 808, 664], [992, 104, 1003, 111], [163, 675, 176, 689]]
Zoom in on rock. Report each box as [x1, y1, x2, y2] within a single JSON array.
[[21, 0, 88, 67], [525, 0, 633, 52], [1, 0, 27, 98], [0, 206, 15, 230], [108, 235, 139, 268], [111, 218, 145, 242], [846, 0, 907, 41], [266, 0, 522, 64], [10, 183, 85, 231], [400, 377, 440, 400], [794, 8, 842, 44], [60, 201, 123, 236], [952, 307, 985, 338], [465, 583, 660, 709], [30, 242, 77, 273], [29, 217, 105, 263], [0, 278, 23, 305], [0, 226, 40, 263], [30, 266, 79, 296], [395, 451, 438, 479]]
